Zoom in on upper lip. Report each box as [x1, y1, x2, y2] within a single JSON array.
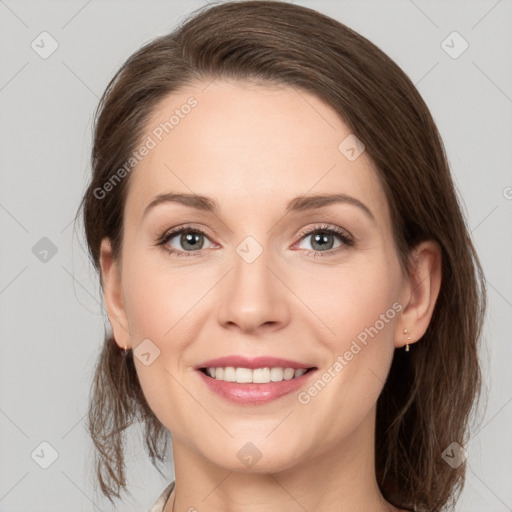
[[195, 356, 316, 370]]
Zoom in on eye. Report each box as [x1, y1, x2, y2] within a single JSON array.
[[295, 224, 354, 257], [155, 223, 354, 258], [156, 225, 215, 257]]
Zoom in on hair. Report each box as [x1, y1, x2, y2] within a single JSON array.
[[77, 1, 486, 510]]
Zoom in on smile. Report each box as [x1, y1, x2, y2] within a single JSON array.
[[196, 366, 317, 404], [200, 366, 311, 383]]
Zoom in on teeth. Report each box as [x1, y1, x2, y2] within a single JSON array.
[[205, 366, 309, 383]]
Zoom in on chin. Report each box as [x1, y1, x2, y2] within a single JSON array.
[[200, 438, 309, 474]]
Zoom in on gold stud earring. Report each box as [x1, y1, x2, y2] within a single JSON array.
[[403, 328, 411, 351]]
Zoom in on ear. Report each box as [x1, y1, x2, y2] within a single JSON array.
[[395, 240, 442, 349], [99, 238, 131, 350]]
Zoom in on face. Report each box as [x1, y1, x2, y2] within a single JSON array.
[[103, 79, 411, 473]]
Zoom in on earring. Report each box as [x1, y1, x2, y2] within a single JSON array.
[[403, 328, 411, 351]]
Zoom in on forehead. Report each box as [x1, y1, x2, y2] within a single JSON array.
[[125, 79, 389, 225]]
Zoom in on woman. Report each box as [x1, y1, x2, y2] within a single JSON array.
[[78, 1, 486, 511]]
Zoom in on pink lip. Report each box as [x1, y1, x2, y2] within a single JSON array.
[[194, 355, 317, 404], [195, 355, 314, 370], [197, 368, 317, 404]]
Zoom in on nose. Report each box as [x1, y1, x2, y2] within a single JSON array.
[[216, 243, 291, 334]]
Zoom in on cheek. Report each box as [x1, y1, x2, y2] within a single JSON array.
[[293, 258, 400, 413], [120, 256, 208, 433], [306, 266, 398, 398], [294, 256, 401, 346], [122, 253, 207, 343]]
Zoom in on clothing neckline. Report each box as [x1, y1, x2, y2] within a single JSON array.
[[148, 481, 175, 512]]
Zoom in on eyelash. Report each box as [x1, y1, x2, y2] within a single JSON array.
[[155, 223, 354, 258]]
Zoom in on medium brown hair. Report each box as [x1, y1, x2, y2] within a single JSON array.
[[77, 1, 486, 510]]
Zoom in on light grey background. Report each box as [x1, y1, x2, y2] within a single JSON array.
[[1, 0, 511, 510]]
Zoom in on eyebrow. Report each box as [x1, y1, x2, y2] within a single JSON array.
[[143, 192, 375, 221]]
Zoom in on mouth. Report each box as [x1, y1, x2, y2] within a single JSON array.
[[198, 366, 316, 383], [196, 365, 318, 404]]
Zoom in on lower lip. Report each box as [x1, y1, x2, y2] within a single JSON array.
[[197, 369, 316, 404]]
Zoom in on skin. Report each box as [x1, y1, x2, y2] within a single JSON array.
[[100, 79, 442, 512]]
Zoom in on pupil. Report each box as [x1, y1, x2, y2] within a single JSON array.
[[182, 232, 203, 251], [312, 232, 333, 251]]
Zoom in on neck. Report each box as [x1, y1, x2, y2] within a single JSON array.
[[165, 406, 395, 512]]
